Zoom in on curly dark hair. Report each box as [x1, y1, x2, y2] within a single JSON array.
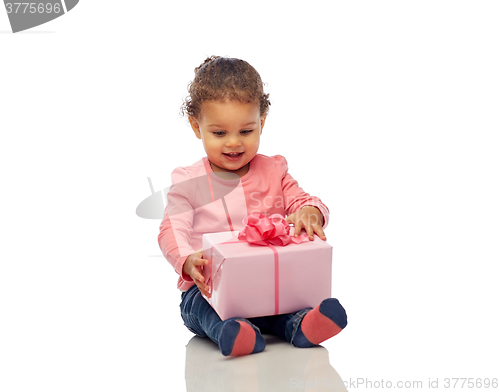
[[180, 56, 270, 119]]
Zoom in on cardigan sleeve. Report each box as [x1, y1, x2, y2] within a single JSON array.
[[275, 155, 330, 229], [158, 166, 197, 287]]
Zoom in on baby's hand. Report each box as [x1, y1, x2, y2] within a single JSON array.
[[183, 250, 211, 298], [285, 206, 326, 241]]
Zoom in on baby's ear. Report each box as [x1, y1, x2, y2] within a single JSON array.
[[260, 115, 267, 132], [189, 116, 202, 139]]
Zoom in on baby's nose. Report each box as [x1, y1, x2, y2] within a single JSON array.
[[225, 135, 242, 147]]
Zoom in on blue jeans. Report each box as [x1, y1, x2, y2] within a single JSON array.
[[180, 284, 312, 346]]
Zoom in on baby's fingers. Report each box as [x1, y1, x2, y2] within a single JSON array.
[[189, 259, 205, 279], [192, 256, 209, 267], [285, 212, 297, 225], [304, 224, 315, 241], [191, 268, 211, 298], [189, 265, 204, 283], [196, 277, 211, 298], [293, 219, 304, 237], [313, 224, 327, 241]]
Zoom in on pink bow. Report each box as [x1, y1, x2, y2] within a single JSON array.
[[237, 213, 308, 246]]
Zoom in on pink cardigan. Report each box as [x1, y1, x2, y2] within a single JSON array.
[[158, 154, 330, 290]]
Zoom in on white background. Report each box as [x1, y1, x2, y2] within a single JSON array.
[[1, 1, 499, 391]]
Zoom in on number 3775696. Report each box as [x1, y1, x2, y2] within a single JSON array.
[[5, 3, 62, 14]]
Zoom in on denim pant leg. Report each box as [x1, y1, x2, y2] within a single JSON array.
[[248, 307, 312, 345], [180, 285, 265, 346], [180, 285, 226, 345]]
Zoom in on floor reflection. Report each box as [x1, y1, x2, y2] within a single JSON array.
[[185, 334, 347, 391]]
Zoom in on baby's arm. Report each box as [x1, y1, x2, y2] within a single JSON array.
[[158, 167, 199, 288]]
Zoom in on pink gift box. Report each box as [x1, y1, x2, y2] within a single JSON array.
[[202, 230, 332, 320]]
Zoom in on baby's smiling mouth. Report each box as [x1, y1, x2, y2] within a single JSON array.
[[223, 152, 243, 157]]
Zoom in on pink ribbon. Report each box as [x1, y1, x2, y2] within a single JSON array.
[[237, 213, 308, 246]]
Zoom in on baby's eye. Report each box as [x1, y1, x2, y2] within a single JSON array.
[[241, 130, 253, 134], [212, 131, 225, 137]]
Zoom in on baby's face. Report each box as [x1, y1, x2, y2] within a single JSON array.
[[190, 100, 266, 178]]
